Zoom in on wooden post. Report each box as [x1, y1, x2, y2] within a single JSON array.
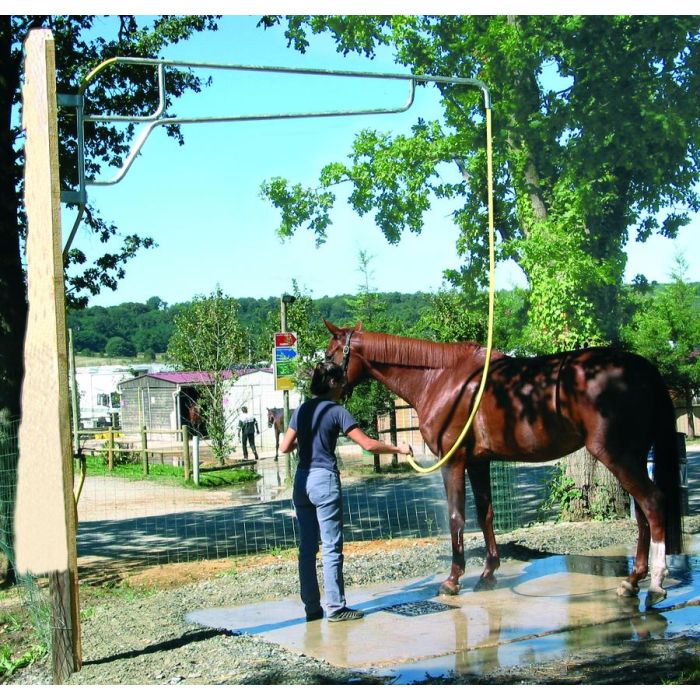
[[372, 415, 381, 473], [141, 426, 149, 475], [182, 425, 190, 481], [389, 407, 398, 468], [14, 29, 81, 682], [193, 435, 200, 486], [107, 427, 114, 471]]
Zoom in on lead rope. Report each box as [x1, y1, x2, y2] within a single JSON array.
[[407, 106, 495, 474]]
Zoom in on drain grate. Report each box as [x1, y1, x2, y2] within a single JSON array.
[[383, 600, 458, 617]]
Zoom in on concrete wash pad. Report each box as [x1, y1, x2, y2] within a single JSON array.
[[186, 534, 700, 681]]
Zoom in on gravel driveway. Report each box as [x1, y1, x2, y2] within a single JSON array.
[[9, 513, 700, 686]]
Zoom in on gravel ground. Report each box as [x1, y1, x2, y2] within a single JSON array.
[[7, 514, 700, 686]]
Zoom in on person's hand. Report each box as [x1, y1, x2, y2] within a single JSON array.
[[399, 443, 413, 456]]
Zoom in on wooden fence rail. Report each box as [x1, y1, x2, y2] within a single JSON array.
[[77, 426, 193, 479]]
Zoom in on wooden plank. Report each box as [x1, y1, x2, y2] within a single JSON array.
[[14, 29, 81, 680]]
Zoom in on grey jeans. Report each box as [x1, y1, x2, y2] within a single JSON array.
[[293, 468, 345, 615]]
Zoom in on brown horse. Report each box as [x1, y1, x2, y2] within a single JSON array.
[[324, 320, 683, 608], [267, 408, 284, 461]]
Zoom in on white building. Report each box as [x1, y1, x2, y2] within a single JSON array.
[[224, 368, 302, 452], [75, 363, 169, 429]]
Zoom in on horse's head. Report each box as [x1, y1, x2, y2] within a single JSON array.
[[323, 320, 367, 394], [266, 408, 280, 427]]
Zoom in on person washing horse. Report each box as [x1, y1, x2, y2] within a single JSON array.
[[238, 406, 259, 461], [280, 360, 413, 623]]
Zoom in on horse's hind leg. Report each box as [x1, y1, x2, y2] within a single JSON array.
[[588, 443, 667, 606], [618, 498, 651, 597], [467, 460, 500, 590], [440, 458, 468, 595]]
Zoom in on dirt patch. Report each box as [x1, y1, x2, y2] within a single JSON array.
[[111, 537, 438, 591]]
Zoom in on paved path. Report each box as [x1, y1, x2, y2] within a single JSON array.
[[76, 449, 699, 570]]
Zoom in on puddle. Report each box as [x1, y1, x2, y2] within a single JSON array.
[[187, 534, 700, 682], [227, 459, 292, 505], [387, 546, 700, 683]]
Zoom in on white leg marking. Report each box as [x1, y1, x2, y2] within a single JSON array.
[[649, 540, 667, 590]]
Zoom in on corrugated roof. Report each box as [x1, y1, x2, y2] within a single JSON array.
[[120, 366, 272, 387]]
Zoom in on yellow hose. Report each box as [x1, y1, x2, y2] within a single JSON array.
[[408, 107, 495, 474]]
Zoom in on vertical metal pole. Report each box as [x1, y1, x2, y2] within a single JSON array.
[[280, 296, 290, 473], [68, 328, 80, 455]]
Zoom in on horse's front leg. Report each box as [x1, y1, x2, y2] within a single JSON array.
[[440, 460, 467, 595], [467, 460, 500, 590]]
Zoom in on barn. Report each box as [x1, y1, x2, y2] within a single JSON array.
[[118, 370, 235, 435], [118, 368, 302, 452]]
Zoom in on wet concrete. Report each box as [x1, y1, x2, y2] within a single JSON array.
[[186, 533, 700, 682]]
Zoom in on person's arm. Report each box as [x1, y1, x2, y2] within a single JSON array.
[[280, 426, 298, 454], [346, 427, 413, 456]]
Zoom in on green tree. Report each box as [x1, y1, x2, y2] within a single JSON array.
[[1, 16, 219, 583], [104, 336, 136, 358], [166, 287, 247, 465], [2, 15, 219, 418], [259, 15, 699, 352], [416, 287, 488, 344], [344, 252, 396, 451], [271, 280, 329, 398], [259, 15, 698, 517], [623, 255, 700, 439]]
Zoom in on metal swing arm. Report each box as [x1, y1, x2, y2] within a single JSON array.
[[58, 57, 491, 254]]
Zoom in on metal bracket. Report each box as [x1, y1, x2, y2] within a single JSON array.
[[59, 58, 492, 252]]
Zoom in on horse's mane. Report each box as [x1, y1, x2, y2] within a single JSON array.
[[360, 331, 483, 369]]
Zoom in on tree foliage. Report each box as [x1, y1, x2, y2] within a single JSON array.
[[258, 15, 700, 352], [623, 255, 700, 437], [166, 287, 247, 464], [0, 15, 219, 422]]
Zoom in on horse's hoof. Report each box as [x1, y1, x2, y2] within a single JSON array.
[[645, 587, 667, 609], [274, 457, 278, 461], [474, 575, 497, 592], [617, 580, 639, 598], [439, 581, 460, 596]]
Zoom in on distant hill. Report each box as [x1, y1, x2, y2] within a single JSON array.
[[67, 291, 433, 361]]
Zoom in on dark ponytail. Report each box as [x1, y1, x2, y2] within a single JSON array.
[[310, 361, 345, 396]]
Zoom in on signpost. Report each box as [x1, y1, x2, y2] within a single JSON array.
[[274, 332, 298, 391]]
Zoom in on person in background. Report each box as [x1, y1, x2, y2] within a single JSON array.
[[280, 360, 413, 623], [238, 406, 259, 461]]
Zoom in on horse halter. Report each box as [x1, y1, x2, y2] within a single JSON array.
[[326, 330, 355, 378]]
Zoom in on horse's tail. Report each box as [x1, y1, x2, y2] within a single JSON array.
[[652, 377, 683, 555]]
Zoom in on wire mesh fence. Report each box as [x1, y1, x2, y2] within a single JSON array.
[[1, 415, 52, 655], [72, 438, 555, 579], [3, 407, 554, 592]]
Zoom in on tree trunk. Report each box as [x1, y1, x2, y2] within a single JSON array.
[[0, 17, 27, 586], [684, 384, 696, 440], [564, 447, 628, 521]]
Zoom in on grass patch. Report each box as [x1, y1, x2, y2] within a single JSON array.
[[82, 455, 259, 488]]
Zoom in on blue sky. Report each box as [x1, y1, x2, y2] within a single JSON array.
[[60, 13, 699, 307]]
